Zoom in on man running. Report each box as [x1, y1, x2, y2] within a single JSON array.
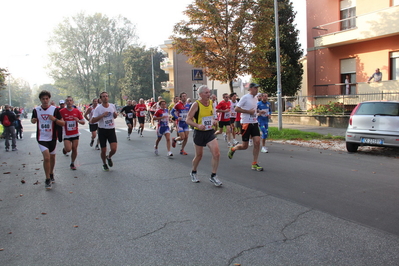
[[60, 96, 85, 170], [135, 98, 147, 137], [229, 92, 239, 145], [84, 98, 100, 150], [227, 83, 263, 172], [91, 92, 118, 172], [31, 90, 65, 189], [120, 100, 135, 140], [257, 93, 272, 153], [214, 93, 233, 147], [171, 92, 191, 155], [186, 85, 222, 186], [153, 100, 173, 157]]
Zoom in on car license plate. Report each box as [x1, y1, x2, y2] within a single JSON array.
[[360, 138, 384, 145]]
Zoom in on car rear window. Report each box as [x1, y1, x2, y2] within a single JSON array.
[[355, 102, 399, 116]]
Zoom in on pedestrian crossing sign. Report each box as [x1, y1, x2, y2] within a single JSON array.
[[192, 69, 203, 81]]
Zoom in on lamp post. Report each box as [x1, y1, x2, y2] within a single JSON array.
[[274, 0, 283, 130], [104, 73, 112, 91], [151, 52, 155, 100]]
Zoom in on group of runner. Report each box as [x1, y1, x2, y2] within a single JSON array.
[[31, 84, 271, 190]]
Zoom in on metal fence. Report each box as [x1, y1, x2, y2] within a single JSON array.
[[268, 92, 399, 115]]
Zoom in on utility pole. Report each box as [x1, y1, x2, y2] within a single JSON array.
[[274, 0, 283, 130]]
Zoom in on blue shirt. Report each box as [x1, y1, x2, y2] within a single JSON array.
[[257, 101, 271, 123]]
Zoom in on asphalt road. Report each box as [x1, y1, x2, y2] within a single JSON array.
[[1, 116, 399, 265]]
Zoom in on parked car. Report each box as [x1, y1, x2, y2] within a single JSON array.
[[345, 101, 399, 152]]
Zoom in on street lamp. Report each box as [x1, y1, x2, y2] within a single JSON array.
[[104, 73, 112, 91]]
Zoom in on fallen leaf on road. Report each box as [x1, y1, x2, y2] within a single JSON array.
[[33, 181, 40, 185], [3, 172, 11, 174], [73, 225, 78, 228], [21, 180, 26, 184], [35, 168, 40, 170], [41, 212, 47, 215]]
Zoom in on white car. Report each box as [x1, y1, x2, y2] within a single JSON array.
[[345, 101, 399, 152]]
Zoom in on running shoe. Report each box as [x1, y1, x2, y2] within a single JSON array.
[[190, 172, 199, 183], [210, 175, 222, 187], [127, 135, 131, 140], [12, 148, 18, 151], [62, 148, 69, 156], [168, 151, 173, 157], [102, 164, 109, 172], [251, 164, 264, 171], [140, 134, 143, 137], [172, 137, 177, 148], [5, 148, 9, 152], [95, 145, 100, 150], [154, 146, 159, 155], [227, 142, 232, 148], [45, 179, 52, 189], [180, 149, 188, 155], [70, 163, 77, 170], [261, 147, 268, 153], [249, 139, 253, 147], [90, 139, 94, 147], [223, 134, 227, 142], [227, 147, 235, 159], [177, 140, 183, 145], [107, 156, 113, 167], [50, 174, 55, 183]]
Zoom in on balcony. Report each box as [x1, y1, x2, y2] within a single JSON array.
[[160, 59, 173, 73], [313, 5, 399, 48], [161, 81, 174, 91]]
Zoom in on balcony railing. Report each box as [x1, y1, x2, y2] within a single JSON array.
[[160, 60, 173, 69], [312, 5, 399, 48]]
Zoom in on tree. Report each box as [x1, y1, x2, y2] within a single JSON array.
[[0, 68, 9, 90], [122, 46, 168, 101], [0, 77, 32, 107], [253, 0, 303, 96], [172, 0, 274, 93], [47, 13, 138, 102]]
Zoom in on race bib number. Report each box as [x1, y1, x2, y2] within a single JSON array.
[[202, 116, 213, 130], [179, 113, 187, 122], [127, 113, 133, 119], [230, 112, 237, 118], [224, 112, 231, 119], [140, 111, 146, 117], [249, 113, 257, 123], [40, 120, 52, 132], [66, 120, 77, 131]]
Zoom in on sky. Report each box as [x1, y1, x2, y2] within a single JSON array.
[[0, 0, 306, 87]]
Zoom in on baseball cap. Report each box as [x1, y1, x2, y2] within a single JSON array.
[[249, 83, 259, 89], [59, 100, 65, 104]]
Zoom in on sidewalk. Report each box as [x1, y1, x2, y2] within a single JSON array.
[[269, 121, 346, 137]]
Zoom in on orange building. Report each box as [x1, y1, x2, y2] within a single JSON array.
[[307, 0, 399, 101]]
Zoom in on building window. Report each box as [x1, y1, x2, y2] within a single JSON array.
[[340, 7, 356, 30], [341, 58, 356, 95], [390, 52, 399, 80]]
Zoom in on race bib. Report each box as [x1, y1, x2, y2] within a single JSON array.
[[140, 111, 146, 117], [127, 113, 133, 119], [40, 120, 53, 132], [179, 112, 187, 122], [249, 113, 258, 123], [224, 112, 231, 119], [66, 120, 77, 131], [202, 116, 213, 130], [230, 112, 237, 118]]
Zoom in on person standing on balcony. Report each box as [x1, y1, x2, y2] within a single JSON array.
[[345, 75, 350, 95], [368, 68, 382, 83]]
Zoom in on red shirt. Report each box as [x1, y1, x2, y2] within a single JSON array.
[[60, 107, 83, 137], [216, 100, 231, 122], [135, 104, 147, 117]]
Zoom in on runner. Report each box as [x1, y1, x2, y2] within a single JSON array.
[[257, 93, 272, 153], [84, 98, 100, 150], [168, 95, 180, 133], [153, 100, 173, 157], [131, 100, 137, 131], [59, 96, 85, 170], [214, 93, 233, 147], [31, 90, 65, 189], [135, 98, 147, 137], [227, 83, 263, 171], [91, 92, 118, 172], [147, 97, 157, 129], [229, 92, 239, 145], [120, 100, 135, 140], [171, 92, 191, 155], [186, 85, 222, 186]]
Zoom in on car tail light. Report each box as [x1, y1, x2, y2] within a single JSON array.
[[349, 104, 361, 126]]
